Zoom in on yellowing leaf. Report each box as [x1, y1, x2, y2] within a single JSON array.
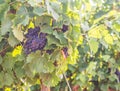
[[113, 22, 120, 32], [77, 35, 83, 45], [5, 87, 11, 91], [88, 28, 102, 39], [112, 34, 118, 40], [89, 39, 99, 54], [101, 29, 108, 36], [104, 34, 113, 44], [88, 24, 109, 38], [28, 21, 35, 29], [68, 48, 79, 64], [12, 46, 22, 57]]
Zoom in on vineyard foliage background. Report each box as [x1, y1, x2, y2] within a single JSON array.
[[0, 0, 120, 91]]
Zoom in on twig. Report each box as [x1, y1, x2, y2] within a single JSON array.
[[63, 73, 72, 91]]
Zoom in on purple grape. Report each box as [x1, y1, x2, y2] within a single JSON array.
[[46, 50, 54, 54], [25, 27, 40, 38], [23, 27, 47, 54], [62, 25, 68, 32], [115, 69, 120, 81], [39, 32, 47, 38]]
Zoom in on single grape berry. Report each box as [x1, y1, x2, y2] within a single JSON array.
[[62, 25, 68, 32], [115, 69, 120, 81], [46, 50, 54, 55]]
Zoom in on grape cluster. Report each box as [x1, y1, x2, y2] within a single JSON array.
[[62, 47, 69, 58], [62, 25, 68, 32], [23, 27, 47, 54]]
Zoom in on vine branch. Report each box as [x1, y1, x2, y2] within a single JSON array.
[[63, 73, 72, 91]]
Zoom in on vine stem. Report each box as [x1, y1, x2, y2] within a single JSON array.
[[63, 73, 72, 91]]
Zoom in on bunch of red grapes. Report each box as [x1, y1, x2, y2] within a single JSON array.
[[23, 25, 69, 56], [23, 27, 47, 54]]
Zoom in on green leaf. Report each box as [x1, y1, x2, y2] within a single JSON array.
[[12, 25, 24, 42], [8, 32, 19, 47], [77, 74, 87, 84], [13, 15, 29, 26], [4, 73, 14, 86], [41, 26, 53, 34], [1, 17, 12, 35], [109, 74, 117, 82], [2, 53, 15, 70], [0, 3, 9, 21], [14, 61, 25, 78], [33, 7, 46, 16], [28, 0, 42, 7], [0, 71, 4, 87], [113, 21, 120, 32], [47, 35, 61, 46], [102, 55, 110, 62], [24, 64, 34, 78], [35, 15, 52, 26], [16, 6, 28, 16], [21, 15, 29, 26], [0, 0, 4, 4], [40, 72, 60, 87], [46, 1, 59, 20], [86, 62, 97, 76], [100, 84, 108, 91], [26, 51, 54, 74], [50, 49, 61, 61], [89, 39, 99, 54], [53, 31, 68, 45]]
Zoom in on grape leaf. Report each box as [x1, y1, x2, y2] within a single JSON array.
[[53, 31, 68, 45], [16, 5, 28, 16], [14, 61, 25, 78], [89, 39, 99, 54], [0, 0, 4, 4], [40, 73, 60, 87], [2, 53, 15, 70], [1, 17, 12, 35], [33, 7, 46, 16], [12, 25, 24, 42], [4, 73, 14, 86], [104, 34, 113, 44], [35, 15, 52, 26], [0, 72, 4, 87], [113, 21, 120, 32], [102, 55, 110, 62], [28, 0, 42, 7], [21, 15, 29, 26], [41, 26, 53, 34], [47, 35, 61, 46], [8, 32, 19, 47], [24, 64, 34, 78], [88, 26, 102, 39], [0, 3, 9, 21], [26, 51, 54, 74], [46, 1, 59, 20]]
